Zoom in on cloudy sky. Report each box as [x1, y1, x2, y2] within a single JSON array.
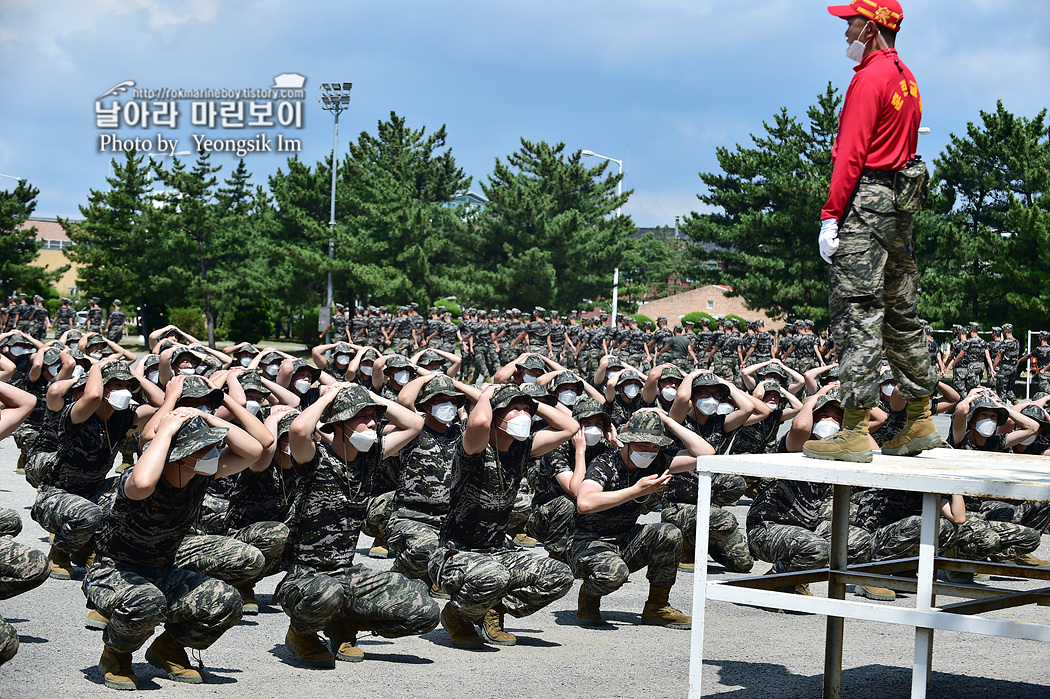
[[1, 0, 1046, 226]]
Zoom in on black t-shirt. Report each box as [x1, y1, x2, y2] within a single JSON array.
[[394, 422, 463, 514], [575, 448, 673, 537], [47, 404, 137, 497], [533, 438, 614, 508], [224, 460, 299, 531]]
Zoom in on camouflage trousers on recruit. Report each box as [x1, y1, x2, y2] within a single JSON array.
[[106, 328, 124, 343], [712, 474, 747, 507], [473, 348, 495, 383], [867, 516, 959, 562], [661, 502, 753, 573], [362, 490, 395, 541], [1, 513, 49, 600], [979, 499, 1050, 532], [568, 523, 682, 598], [387, 509, 444, 583], [83, 558, 242, 653], [429, 545, 573, 624], [955, 512, 1043, 561], [508, 479, 533, 536], [829, 181, 937, 410], [278, 563, 439, 637], [526, 496, 576, 557], [0, 508, 21, 538], [995, 364, 1018, 403], [31, 481, 118, 554], [24, 449, 58, 489], [747, 520, 872, 573], [0, 618, 17, 665], [175, 521, 287, 586], [711, 355, 741, 389], [12, 424, 38, 467]]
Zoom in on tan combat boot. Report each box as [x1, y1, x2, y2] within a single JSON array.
[[99, 645, 137, 690], [285, 626, 336, 668], [234, 582, 258, 615], [678, 547, 696, 572], [856, 584, 896, 601], [803, 408, 873, 463], [882, 398, 942, 456], [576, 586, 602, 626], [327, 620, 365, 662], [368, 536, 389, 559], [439, 602, 484, 649], [513, 532, 539, 548], [86, 609, 110, 630], [145, 631, 203, 684], [48, 546, 74, 580], [641, 586, 692, 630], [1014, 552, 1050, 567], [480, 607, 516, 646]]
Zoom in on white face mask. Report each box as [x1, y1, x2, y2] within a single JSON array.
[[107, 389, 132, 411], [245, 400, 262, 416], [622, 384, 640, 399], [179, 367, 196, 376], [812, 419, 840, 439], [716, 402, 734, 415], [503, 413, 533, 441], [195, 364, 207, 374], [975, 418, 997, 438], [193, 446, 221, 476], [147, 370, 160, 383], [697, 397, 719, 415], [265, 364, 280, 377], [661, 386, 678, 403], [89, 352, 103, 360], [431, 401, 458, 425], [335, 354, 350, 365], [583, 425, 604, 446], [293, 379, 311, 394], [239, 356, 251, 367], [47, 364, 59, 377], [846, 25, 870, 63], [1020, 434, 1037, 446], [348, 428, 378, 452], [72, 365, 85, 378], [766, 400, 780, 410], [9, 347, 26, 357], [359, 365, 373, 377], [522, 374, 538, 384], [558, 389, 577, 406], [629, 448, 658, 469], [881, 384, 895, 397]]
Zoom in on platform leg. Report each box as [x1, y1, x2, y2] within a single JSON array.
[[911, 492, 939, 698], [823, 484, 850, 699], [688, 468, 713, 699]]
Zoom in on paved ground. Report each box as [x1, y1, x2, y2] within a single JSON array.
[[1, 423, 1049, 698]]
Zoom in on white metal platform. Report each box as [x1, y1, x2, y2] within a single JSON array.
[[688, 448, 1050, 699]]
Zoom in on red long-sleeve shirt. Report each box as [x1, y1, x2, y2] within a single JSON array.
[[821, 48, 922, 222]]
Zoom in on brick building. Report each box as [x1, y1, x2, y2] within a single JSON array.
[[636, 284, 785, 331]]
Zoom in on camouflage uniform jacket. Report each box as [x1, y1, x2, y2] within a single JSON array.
[[224, 459, 299, 531], [753, 331, 774, 360], [44, 403, 137, 497], [855, 488, 924, 533], [575, 448, 674, 537], [533, 438, 613, 508], [393, 422, 463, 515]]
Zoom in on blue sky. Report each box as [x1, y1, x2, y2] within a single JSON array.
[[1, 0, 1047, 226]]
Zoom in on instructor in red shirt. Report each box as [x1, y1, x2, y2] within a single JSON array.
[[804, 0, 939, 463]]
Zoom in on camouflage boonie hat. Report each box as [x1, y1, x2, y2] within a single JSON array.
[[1019, 404, 1049, 432], [549, 371, 583, 391], [170, 346, 203, 367], [70, 372, 90, 390], [236, 343, 260, 357], [66, 329, 83, 343], [68, 347, 87, 364], [1002, 323, 1013, 331], [178, 375, 223, 407], [659, 365, 684, 381], [417, 349, 443, 367], [237, 369, 271, 398], [691, 372, 726, 393], [606, 356, 624, 371], [83, 334, 108, 349], [491, 384, 535, 413], [416, 374, 463, 406], [878, 366, 895, 383], [966, 396, 1007, 427], [142, 354, 161, 372], [615, 369, 643, 387], [813, 388, 843, 413], [290, 359, 321, 383], [618, 411, 674, 447], [761, 380, 783, 395], [759, 364, 789, 381], [519, 381, 556, 406], [320, 384, 386, 433], [257, 350, 283, 368], [42, 347, 61, 366], [276, 411, 300, 439], [168, 415, 229, 463], [516, 354, 546, 372], [572, 396, 609, 424], [383, 354, 412, 370], [330, 342, 353, 358], [101, 361, 141, 392], [824, 364, 842, 381]]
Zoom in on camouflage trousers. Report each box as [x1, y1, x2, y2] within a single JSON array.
[[525, 495, 576, 557], [473, 347, 498, 383], [387, 508, 444, 583], [12, 424, 38, 471], [429, 545, 573, 624], [568, 523, 683, 598], [106, 327, 124, 343], [964, 362, 986, 392], [0, 618, 16, 665], [829, 181, 937, 409], [867, 516, 959, 562], [711, 354, 741, 389], [31, 481, 118, 554], [995, 364, 1018, 403], [950, 364, 970, 397], [712, 473, 747, 507], [508, 478, 533, 535], [0, 507, 21, 538], [661, 502, 753, 573], [387, 339, 412, 356], [1, 515, 49, 600], [24, 449, 57, 489], [362, 490, 395, 541], [83, 558, 242, 653], [747, 520, 871, 573], [278, 563, 439, 637], [979, 498, 1050, 532], [956, 512, 1042, 561], [175, 521, 287, 586]]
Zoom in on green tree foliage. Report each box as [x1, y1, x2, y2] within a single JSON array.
[[476, 140, 633, 310], [682, 85, 841, 328], [0, 179, 65, 299], [915, 102, 1050, 334], [619, 230, 691, 307], [682, 311, 716, 330]]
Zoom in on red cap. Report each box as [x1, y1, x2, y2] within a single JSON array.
[[828, 0, 903, 31]]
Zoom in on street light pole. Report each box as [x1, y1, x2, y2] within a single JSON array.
[[318, 82, 353, 320], [581, 149, 623, 327]]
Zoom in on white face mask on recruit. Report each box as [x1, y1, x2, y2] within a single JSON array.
[[193, 446, 221, 476], [558, 389, 577, 406], [179, 367, 196, 376], [716, 402, 734, 415], [47, 364, 59, 377], [263, 364, 278, 377], [348, 428, 378, 452], [89, 352, 103, 360], [239, 357, 251, 367], [697, 397, 719, 415], [8, 347, 26, 357], [431, 402, 458, 425], [522, 374, 538, 384], [1020, 434, 1037, 446], [335, 354, 350, 365], [629, 448, 658, 469], [503, 414, 533, 441], [245, 400, 262, 416], [106, 389, 132, 411], [147, 370, 159, 383], [583, 426, 604, 446], [359, 365, 373, 377], [975, 418, 997, 438], [622, 384, 640, 399], [661, 387, 678, 403], [72, 365, 85, 378], [393, 370, 410, 386], [812, 419, 840, 439], [293, 379, 311, 394], [881, 384, 896, 397]]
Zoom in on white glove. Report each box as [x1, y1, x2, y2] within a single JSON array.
[[819, 219, 839, 264]]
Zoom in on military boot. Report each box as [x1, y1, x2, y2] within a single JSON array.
[[803, 408, 873, 463], [480, 607, 516, 646], [856, 584, 896, 601], [882, 398, 942, 456], [368, 536, 389, 559], [234, 582, 258, 615], [641, 586, 691, 629], [678, 547, 696, 572], [48, 546, 73, 580], [327, 620, 366, 662], [145, 631, 203, 684], [576, 587, 602, 626], [439, 602, 484, 649], [285, 626, 336, 668], [99, 646, 137, 690], [513, 532, 539, 548], [86, 609, 109, 630]]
